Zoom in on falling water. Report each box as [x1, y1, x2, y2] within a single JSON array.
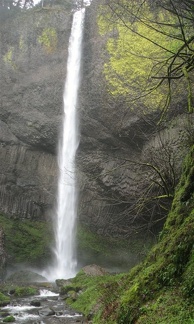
[[44, 6, 86, 281]]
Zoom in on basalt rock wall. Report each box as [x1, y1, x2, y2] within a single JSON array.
[[77, 0, 190, 237], [0, 7, 72, 220], [0, 2, 189, 239]]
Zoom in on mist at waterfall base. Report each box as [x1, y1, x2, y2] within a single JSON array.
[[41, 8, 85, 282]]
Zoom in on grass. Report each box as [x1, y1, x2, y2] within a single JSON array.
[[136, 288, 194, 323]]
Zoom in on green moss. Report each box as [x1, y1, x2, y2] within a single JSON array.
[[77, 225, 154, 270], [0, 292, 10, 307], [137, 288, 194, 323], [182, 250, 194, 297], [0, 215, 52, 266], [3, 316, 15, 323], [65, 145, 194, 323], [64, 270, 123, 319], [13, 286, 38, 297], [38, 27, 58, 53], [60, 284, 80, 295]]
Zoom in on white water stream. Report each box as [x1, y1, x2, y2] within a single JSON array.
[[44, 7, 86, 281], [1, 289, 83, 323]]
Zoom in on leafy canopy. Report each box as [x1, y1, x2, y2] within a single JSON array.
[[99, 0, 194, 113]]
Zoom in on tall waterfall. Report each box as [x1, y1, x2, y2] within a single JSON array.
[[45, 7, 85, 281]]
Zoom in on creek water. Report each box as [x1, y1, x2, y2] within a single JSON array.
[[44, 7, 86, 281], [0, 289, 85, 324]]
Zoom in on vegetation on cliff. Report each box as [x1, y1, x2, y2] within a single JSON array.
[[86, 0, 194, 238], [63, 144, 194, 323], [0, 4, 193, 324], [0, 293, 10, 307], [0, 216, 52, 267], [70, 2, 194, 315], [98, 0, 194, 116], [38, 27, 58, 53], [77, 224, 155, 271]]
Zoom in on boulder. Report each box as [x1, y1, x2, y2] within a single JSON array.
[[2, 316, 15, 323], [55, 279, 72, 288], [82, 264, 108, 276], [38, 307, 55, 316], [30, 300, 41, 307]]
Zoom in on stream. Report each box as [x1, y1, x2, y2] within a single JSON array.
[[0, 289, 87, 324]]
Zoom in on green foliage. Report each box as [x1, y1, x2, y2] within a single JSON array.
[[3, 47, 17, 69], [0, 292, 10, 307], [0, 215, 52, 266], [65, 269, 124, 320], [3, 316, 15, 323], [77, 225, 111, 255], [13, 286, 38, 297], [98, 2, 190, 112], [77, 225, 154, 270], [38, 27, 58, 53], [182, 251, 194, 297], [137, 288, 194, 323], [60, 284, 80, 295], [65, 145, 194, 323]]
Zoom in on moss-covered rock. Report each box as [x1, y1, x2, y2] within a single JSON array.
[[0, 285, 38, 298], [13, 286, 38, 297], [0, 292, 10, 307], [2, 316, 15, 323], [65, 145, 194, 323]]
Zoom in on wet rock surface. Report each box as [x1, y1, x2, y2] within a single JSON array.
[[0, 8, 72, 221], [76, 0, 188, 238], [82, 264, 108, 276], [0, 2, 189, 245], [0, 288, 87, 324]]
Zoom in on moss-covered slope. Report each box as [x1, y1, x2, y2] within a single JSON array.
[[66, 144, 194, 323], [0, 216, 53, 267]]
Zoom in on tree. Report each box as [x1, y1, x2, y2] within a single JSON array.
[[0, 0, 33, 9], [92, 0, 194, 235], [100, 0, 194, 118]]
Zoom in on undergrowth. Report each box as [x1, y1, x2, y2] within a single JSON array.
[[0, 216, 52, 267], [65, 145, 194, 323]]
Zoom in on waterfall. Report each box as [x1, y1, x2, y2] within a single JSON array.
[[44, 6, 85, 281]]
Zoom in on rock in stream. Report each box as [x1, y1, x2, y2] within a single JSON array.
[[0, 288, 87, 324]]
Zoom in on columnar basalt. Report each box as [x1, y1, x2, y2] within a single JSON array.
[[77, 0, 189, 238], [0, 8, 72, 220], [0, 2, 190, 244]]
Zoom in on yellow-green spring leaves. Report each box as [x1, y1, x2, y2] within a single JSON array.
[[38, 27, 58, 53]]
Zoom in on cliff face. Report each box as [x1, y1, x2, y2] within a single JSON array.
[[0, 3, 189, 239], [77, 0, 189, 237], [0, 8, 72, 219]]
